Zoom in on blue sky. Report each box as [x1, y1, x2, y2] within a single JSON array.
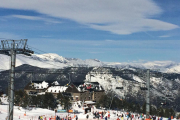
[[0, 0, 180, 62]]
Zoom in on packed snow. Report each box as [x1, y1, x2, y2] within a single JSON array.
[[0, 100, 178, 120], [0, 94, 178, 120]]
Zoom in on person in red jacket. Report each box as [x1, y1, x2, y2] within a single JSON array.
[[108, 114, 110, 119]]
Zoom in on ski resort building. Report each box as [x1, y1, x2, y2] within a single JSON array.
[[65, 82, 105, 102], [24, 81, 49, 95], [45, 85, 68, 98], [24, 81, 105, 102]]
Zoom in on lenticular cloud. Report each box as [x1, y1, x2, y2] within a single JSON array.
[[0, 0, 178, 34]]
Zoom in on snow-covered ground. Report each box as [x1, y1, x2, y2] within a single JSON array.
[[0, 95, 178, 120], [0, 102, 178, 120], [0, 105, 55, 120]]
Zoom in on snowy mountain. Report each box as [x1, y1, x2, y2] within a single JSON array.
[[106, 61, 180, 73], [84, 67, 180, 110], [0, 64, 180, 111], [0, 53, 180, 111], [1, 53, 180, 73], [0, 53, 104, 71]]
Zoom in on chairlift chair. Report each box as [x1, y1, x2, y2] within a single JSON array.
[[140, 83, 148, 90], [140, 87, 148, 90], [166, 94, 172, 97], [165, 90, 172, 98], [116, 87, 123, 89]]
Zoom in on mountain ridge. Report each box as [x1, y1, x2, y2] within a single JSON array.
[[0, 53, 180, 73]]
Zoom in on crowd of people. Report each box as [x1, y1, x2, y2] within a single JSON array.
[[38, 115, 75, 120], [35, 112, 177, 120], [91, 110, 174, 120], [114, 112, 172, 120]]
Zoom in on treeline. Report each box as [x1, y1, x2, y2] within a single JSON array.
[[96, 93, 175, 118], [14, 90, 71, 110], [14, 90, 176, 118]]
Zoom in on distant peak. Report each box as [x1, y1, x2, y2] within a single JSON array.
[[36, 53, 63, 57]]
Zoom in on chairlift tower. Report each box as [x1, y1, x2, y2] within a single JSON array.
[[146, 69, 150, 119], [0, 39, 33, 120], [139, 69, 150, 119]]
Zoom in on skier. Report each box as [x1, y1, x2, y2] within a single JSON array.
[[102, 111, 104, 117], [86, 114, 89, 120], [138, 114, 140, 119], [153, 115, 156, 120], [168, 117, 171, 120], [105, 116, 107, 120], [108, 113, 110, 119], [76, 115, 78, 120], [160, 116, 163, 120]]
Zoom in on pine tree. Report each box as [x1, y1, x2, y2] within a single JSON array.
[[36, 95, 43, 107], [142, 102, 146, 114], [150, 105, 157, 116], [158, 107, 164, 117], [14, 94, 21, 106], [96, 94, 111, 109], [43, 93, 57, 109], [14, 90, 29, 107], [122, 99, 128, 110], [63, 96, 71, 110], [31, 96, 38, 107], [57, 92, 64, 106], [169, 108, 175, 117], [136, 104, 141, 113], [164, 108, 170, 117], [21, 92, 29, 108]]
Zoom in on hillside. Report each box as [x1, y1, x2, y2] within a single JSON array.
[[0, 64, 180, 111]]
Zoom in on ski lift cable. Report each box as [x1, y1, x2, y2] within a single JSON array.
[[27, 45, 47, 54], [27, 45, 71, 64], [22, 45, 75, 68]]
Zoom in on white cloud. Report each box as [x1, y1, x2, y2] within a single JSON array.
[[159, 35, 170, 38], [0, 0, 178, 34], [0, 32, 21, 39], [89, 52, 104, 54], [6, 15, 61, 24]]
